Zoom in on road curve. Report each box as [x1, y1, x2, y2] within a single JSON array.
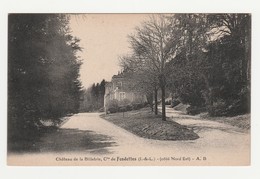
[[8, 111, 250, 166]]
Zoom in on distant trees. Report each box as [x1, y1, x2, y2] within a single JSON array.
[[121, 13, 251, 118], [8, 14, 82, 140], [80, 79, 106, 112]]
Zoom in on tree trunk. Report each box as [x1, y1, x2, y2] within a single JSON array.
[[154, 88, 158, 115], [161, 84, 166, 121], [146, 92, 154, 112]]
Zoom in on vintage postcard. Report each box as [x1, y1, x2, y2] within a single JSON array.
[[7, 13, 251, 166]]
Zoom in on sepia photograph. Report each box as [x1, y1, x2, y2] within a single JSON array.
[[7, 13, 251, 166]]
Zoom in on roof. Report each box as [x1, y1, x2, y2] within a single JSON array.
[[112, 73, 125, 79]]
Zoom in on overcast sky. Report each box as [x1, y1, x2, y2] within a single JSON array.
[[69, 14, 149, 89]]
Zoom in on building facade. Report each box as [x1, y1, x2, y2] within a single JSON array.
[[104, 72, 146, 112]]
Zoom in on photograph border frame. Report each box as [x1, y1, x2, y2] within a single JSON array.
[[1, 0, 260, 179]]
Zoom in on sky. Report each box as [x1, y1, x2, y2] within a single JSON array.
[[69, 14, 149, 89]]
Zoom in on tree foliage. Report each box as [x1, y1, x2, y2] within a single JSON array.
[[168, 13, 251, 116], [120, 55, 159, 114], [121, 13, 251, 118], [8, 14, 83, 140], [127, 15, 182, 120], [80, 79, 106, 112]]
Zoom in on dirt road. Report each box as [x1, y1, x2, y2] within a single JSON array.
[[8, 109, 250, 166]]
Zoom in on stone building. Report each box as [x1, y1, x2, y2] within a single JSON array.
[[104, 71, 146, 112]]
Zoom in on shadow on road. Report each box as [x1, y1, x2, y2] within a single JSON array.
[[8, 128, 117, 155]]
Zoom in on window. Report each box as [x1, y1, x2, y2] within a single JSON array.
[[110, 94, 114, 100], [116, 81, 122, 89], [119, 92, 125, 101]]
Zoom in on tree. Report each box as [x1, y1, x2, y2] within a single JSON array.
[[99, 79, 106, 108], [167, 13, 251, 116], [120, 55, 159, 114], [202, 14, 251, 116], [8, 14, 83, 140], [79, 79, 106, 112], [207, 14, 251, 85], [128, 15, 181, 121], [167, 14, 210, 109], [173, 14, 209, 57], [119, 13, 250, 118]]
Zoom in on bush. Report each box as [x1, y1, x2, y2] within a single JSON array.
[[132, 103, 143, 110], [208, 99, 228, 116], [226, 86, 250, 116], [187, 106, 206, 115], [206, 86, 250, 117], [118, 106, 127, 112], [171, 99, 181, 108], [107, 99, 119, 113], [106, 98, 147, 113], [126, 104, 133, 111], [107, 99, 119, 108], [109, 107, 118, 113]]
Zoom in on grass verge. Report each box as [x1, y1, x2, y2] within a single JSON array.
[[200, 113, 250, 131], [100, 107, 199, 141], [173, 103, 250, 131]]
